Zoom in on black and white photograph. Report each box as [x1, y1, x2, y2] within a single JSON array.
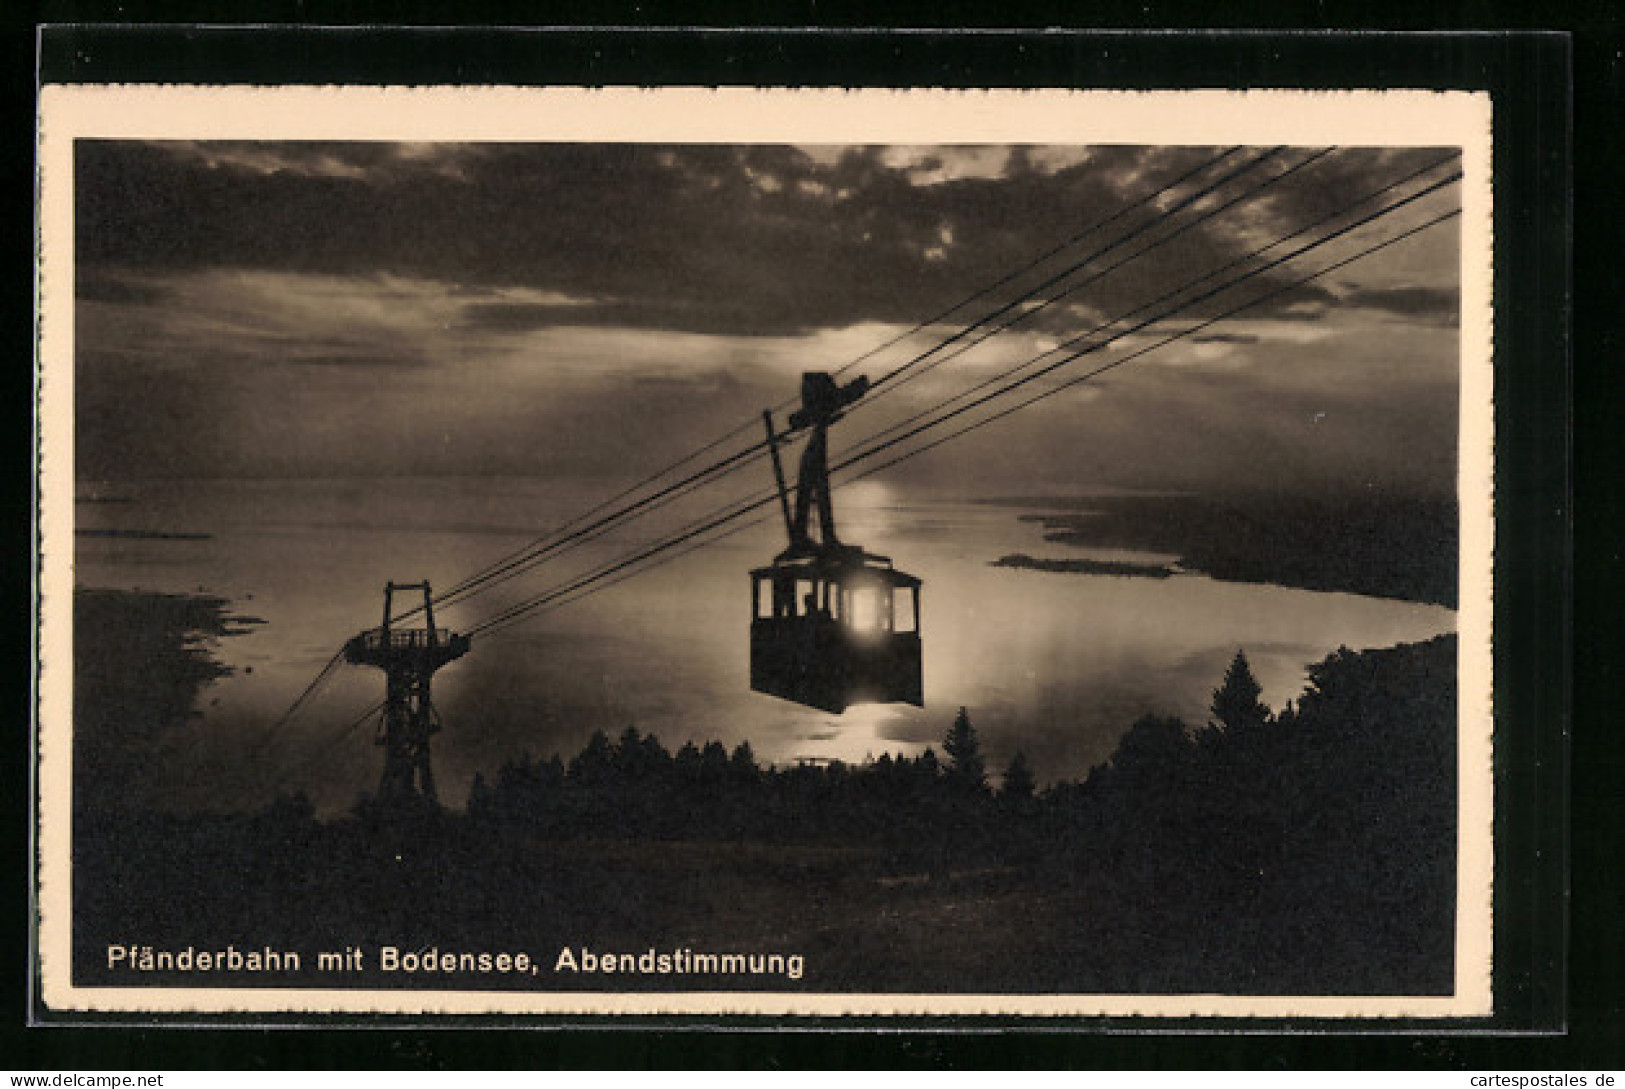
[[35, 86, 1494, 1018]]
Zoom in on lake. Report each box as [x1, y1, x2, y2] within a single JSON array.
[[73, 474, 1458, 816]]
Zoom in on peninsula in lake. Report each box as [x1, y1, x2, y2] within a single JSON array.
[[987, 491, 1457, 608], [992, 553, 1177, 579]]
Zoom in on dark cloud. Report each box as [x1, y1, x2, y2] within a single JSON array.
[[1243, 147, 1461, 239], [78, 142, 1443, 339], [76, 274, 172, 306], [456, 301, 590, 333], [1253, 297, 1336, 321], [1341, 284, 1458, 322], [198, 140, 411, 173], [71, 140, 1461, 496], [1190, 332, 1260, 345], [283, 347, 429, 368]]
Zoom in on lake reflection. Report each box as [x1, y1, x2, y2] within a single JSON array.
[[75, 476, 1457, 815]]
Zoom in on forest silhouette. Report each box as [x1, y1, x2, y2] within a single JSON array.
[[71, 588, 1456, 995]]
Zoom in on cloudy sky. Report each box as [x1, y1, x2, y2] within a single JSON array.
[[74, 140, 1461, 500]]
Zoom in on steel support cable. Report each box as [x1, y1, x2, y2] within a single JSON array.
[[474, 206, 1462, 641], [402, 148, 1250, 618], [423, 420, 766, 609], [463, 463, 787, 636], [278, 165, 1464, 780], [841, 156, 1465, 465], [270, 699, 386, 791], [273, 216, 1174, 743], [824, 145, 1244, 385], [424, 152, 1297, 620], [459, 152, 1374, 628], [860, 147, 1281, 398], [424, 433, 772, 614], [842, 205, 1466, 491], [247, 647, 346, 758], [467, 180, 1462, 636], [583, 158, 1462, 594], [413, 149, 1260, 618], [435, 459, 777, 617], [465, 491, 780, 637], [847, 145, 1336, 419], [826, 174, 1462, 478], [289, 202, 1461, 780], [477, 509, 777, 638], [441, 148, 1241, 603], [463, 182, 1460, 638]]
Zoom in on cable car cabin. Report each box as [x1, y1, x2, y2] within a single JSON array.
[[751, 370, 927, 713], [750, 551, 923, 713]]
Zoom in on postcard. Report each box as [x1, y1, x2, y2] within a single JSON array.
[[35, 85, 1494, 1018]]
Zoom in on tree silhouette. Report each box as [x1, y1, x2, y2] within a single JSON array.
[[614, 725, 644, 777], [569, 729, 615, 785], [729, 740, 762, 785], [943, 706, 988, 794], [700, 739, 729, 778], [466, 772, 493, 820], [1001, 750, 1036, 799], [917, 747, 941, 780], [1210, 650, 1271, 732], [1110, 714, 1191, 785]]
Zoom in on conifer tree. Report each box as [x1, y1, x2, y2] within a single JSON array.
[[1001, 750, 1036, 799], [730, 740, 761, 783], [1210, 650, 1271, 731], [699, 739, 730, 785], [943, 706, 988, 793], [569, 729, 615, 785], [466, 772, 493, 819]]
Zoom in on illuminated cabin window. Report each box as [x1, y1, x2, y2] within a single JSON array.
[[844, 583, 890, 634]]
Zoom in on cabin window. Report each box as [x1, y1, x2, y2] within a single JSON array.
[[797, 579, 821, 617], [845, 583, 893, 634], [894, 586, 919, 633], [753, 576, 772, 619]]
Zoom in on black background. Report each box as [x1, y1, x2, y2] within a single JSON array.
[[8, 7, 1608, 1071]]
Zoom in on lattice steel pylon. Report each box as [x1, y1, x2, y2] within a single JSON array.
[[342, 582, 470, 804]]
